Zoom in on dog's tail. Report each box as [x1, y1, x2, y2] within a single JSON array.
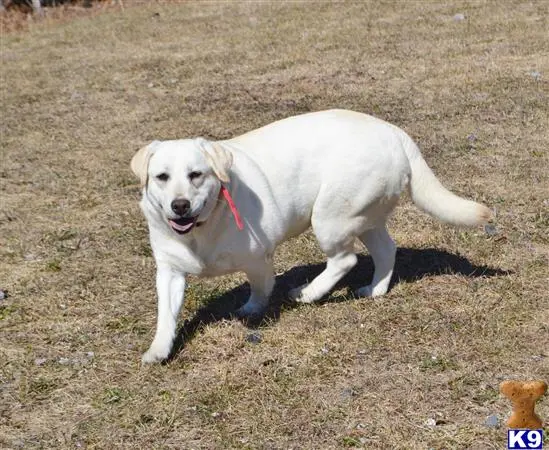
[[401, 132, 493, 227]]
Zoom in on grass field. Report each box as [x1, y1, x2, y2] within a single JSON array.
[[1, 1, 548, 448]]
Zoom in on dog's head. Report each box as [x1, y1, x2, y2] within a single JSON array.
[[131, 138, 233, 235]]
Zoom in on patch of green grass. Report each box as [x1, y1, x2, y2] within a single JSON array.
[[44, 229, 78, 243], [45, 258, 62, 272], [103, 387, 126, 405], [139, 243, 153, 257], [419, 355, 459, 372], [117, 175, 138, 188], [158, 390, 172, 402], [0, 305, 17, 320], [341, 435, 362, 447], [185, 283, 234, 311], [27, 377, 59, 400], [105, 316, 148, 335]]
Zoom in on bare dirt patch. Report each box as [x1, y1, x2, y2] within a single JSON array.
[[1, 1, 548, 448]]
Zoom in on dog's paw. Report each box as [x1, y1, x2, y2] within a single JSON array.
[[355, 284, 386, 298], [141, 345, 170, 364], [289, 284, 315, 303], [355, 285, 373, 298], [235, 300, 265, 318]]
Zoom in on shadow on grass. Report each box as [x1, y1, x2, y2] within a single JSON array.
[[169, 247, 510, 360]]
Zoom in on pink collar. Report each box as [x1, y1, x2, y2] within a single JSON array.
[[220, 185, 244, 230]]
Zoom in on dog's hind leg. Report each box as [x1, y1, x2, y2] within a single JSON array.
[[356, 225, 396, 297], [236, 258, 275, 317], [289, 223, 357, 304], [289, 250, 357, 303]]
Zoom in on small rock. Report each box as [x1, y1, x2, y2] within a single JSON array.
[[34, 357, 47, 366], [341, 387, 357, 400], [148, 82, 154, 88], [70, 92, 84, 101], [211, 411, 221, 418], [484, 224, 498, 236], [85, 351, 95, 359], [425, 418, 437, 427], [0, 290, 6, 301], [245, 332, 262, 344], [485, 414, 499, 428], [453, 13, 465, 21]]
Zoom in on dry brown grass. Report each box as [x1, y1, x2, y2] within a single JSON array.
[[1, 1, 548, 448], [0, 0, 127, 33]]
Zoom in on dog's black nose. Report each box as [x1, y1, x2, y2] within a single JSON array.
[[171, 199, 191, 216]]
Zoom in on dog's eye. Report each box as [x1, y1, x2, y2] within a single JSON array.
[[189, 171, 202, 180], [156, 173, 169, 182]]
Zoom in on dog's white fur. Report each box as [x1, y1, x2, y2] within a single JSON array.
[[131, 109, 492, 363]]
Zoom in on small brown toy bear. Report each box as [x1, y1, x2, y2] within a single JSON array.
[[500, 380, 547, 429]]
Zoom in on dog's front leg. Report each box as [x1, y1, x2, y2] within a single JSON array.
[[236, 258, 275, 317], [142, 265, 186, 364]]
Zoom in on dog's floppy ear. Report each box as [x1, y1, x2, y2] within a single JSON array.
[[196, 138, 233, 183], [131, 141, 160, 186]]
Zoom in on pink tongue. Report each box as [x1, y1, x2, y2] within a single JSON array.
[[169, 220, 194, 232]]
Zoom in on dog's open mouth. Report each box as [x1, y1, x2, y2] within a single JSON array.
[[168, 217, 197, 235]]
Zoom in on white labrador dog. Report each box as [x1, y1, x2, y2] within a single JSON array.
[[131, 109, 492, 363]]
